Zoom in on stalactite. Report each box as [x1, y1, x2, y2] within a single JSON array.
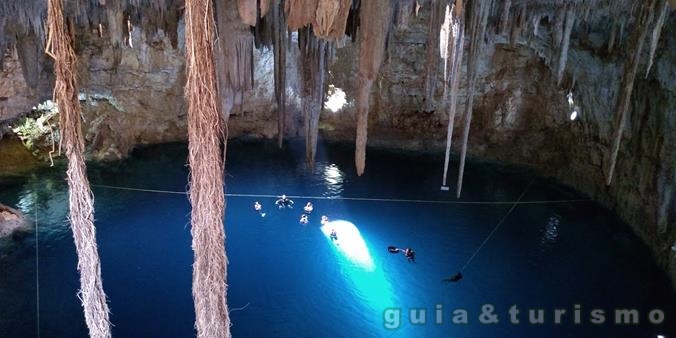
[[424, 0, 444, 111], [606, 0, 657, 186], [499, 0, 511, 35], [16, 29, 40, 88], [552, 6, 565, 49], [645, 0, 668, 79], [440, 0, 464, 188], [0, 41, 7, 71], [607, 18, 617, 53], [272, 0, 288, 148], [532, 14, 541, 37], [299, 27, 330, 167], [456, 0, 492, 198], [260, 0, 273, 17], [355, 0, 391, 176], [45, 0, 112, 337], [215, 0, 254, 124], [344, 0, 361, 42], [105, 1, 123, 48], [556, 7, 575, 85], [509, 5, 524, 47], [314, 0, 352, 40], [393, 0, 416, 30], [238, 0, 258, 26], [164, 3, 180, 49], [286, 0, 319, 30], [184, 0, 231, 337], [105, 0, 123, 69]]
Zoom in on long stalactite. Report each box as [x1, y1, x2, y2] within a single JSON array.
[[645, 0, 668, 79], [556, 6, 575, 85], [424, 0, 444, 111], [456, 0, 492, 198], [355, 0, 391, 176], [299, 27, 330, 167], [184, 0, 231, 336], [440, 0, 465, 188], [215, 0, 254, 130], [46, 0, 112, 337], [606, 0, 657, 186], [272, 0, 288, 148]]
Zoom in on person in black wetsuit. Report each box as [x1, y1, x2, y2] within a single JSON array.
[[403, 248, 415, 263], [275, 194, 294, 209], [330, 229, 337, 241]]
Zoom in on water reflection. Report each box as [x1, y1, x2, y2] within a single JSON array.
[[3, 175, 71, 244], [322, 163, 344, 197], [540, 215, 560, 246]]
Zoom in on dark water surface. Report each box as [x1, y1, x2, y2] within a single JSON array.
[[0, 140, 674, 337]]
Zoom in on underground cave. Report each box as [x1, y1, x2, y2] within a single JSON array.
[[0, 0, 674, 337]]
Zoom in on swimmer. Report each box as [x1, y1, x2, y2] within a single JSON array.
[[275, 194, 294, 209], [303, 202, 313, 214], [320, 215, 329, 225], [299, 214, 309, 224], [443, 272, 463, 282], [330, 229, 337, 241], [403, 248, 415, 263], [253, 201, 266, 217]]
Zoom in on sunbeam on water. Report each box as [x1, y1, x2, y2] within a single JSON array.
[[321, 220, 373, 270], [320, 220, 396, 313]]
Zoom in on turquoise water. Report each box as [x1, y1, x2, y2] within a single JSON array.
[[0, 140, 674, 337]]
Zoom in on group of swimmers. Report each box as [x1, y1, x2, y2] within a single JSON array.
[[254, 194, 336, 240], [255, 194, 415, 260]]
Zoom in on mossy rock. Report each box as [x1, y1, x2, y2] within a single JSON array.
[[0, 137, 44, 175]]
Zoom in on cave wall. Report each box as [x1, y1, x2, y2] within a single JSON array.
[[0, 4, 673, 282]]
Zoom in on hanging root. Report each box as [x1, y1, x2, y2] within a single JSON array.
[[355, 0, 391, 176], [46, 0, 111, 337], [185, 0, 231, 337]]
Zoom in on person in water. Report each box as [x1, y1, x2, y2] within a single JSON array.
[[444, 272, 463, 282], [275, 194, 294, 209], [253, 201, 266, 217], [330, 229, 337, 241], [320, 215, 329, 225], [303, 202, 313, 214], [404, 248, 415, 263], [299, 214, 309, 224]]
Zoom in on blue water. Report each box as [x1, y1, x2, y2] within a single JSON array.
[[0, 140, 674, 337]]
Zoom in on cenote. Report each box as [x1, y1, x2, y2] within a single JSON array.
[[0, 141, 674, 337]]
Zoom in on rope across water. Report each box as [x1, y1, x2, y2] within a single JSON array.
[[90, 184, 588, 206]]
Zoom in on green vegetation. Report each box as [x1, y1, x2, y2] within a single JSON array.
[[11, 100, 60, 155]]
